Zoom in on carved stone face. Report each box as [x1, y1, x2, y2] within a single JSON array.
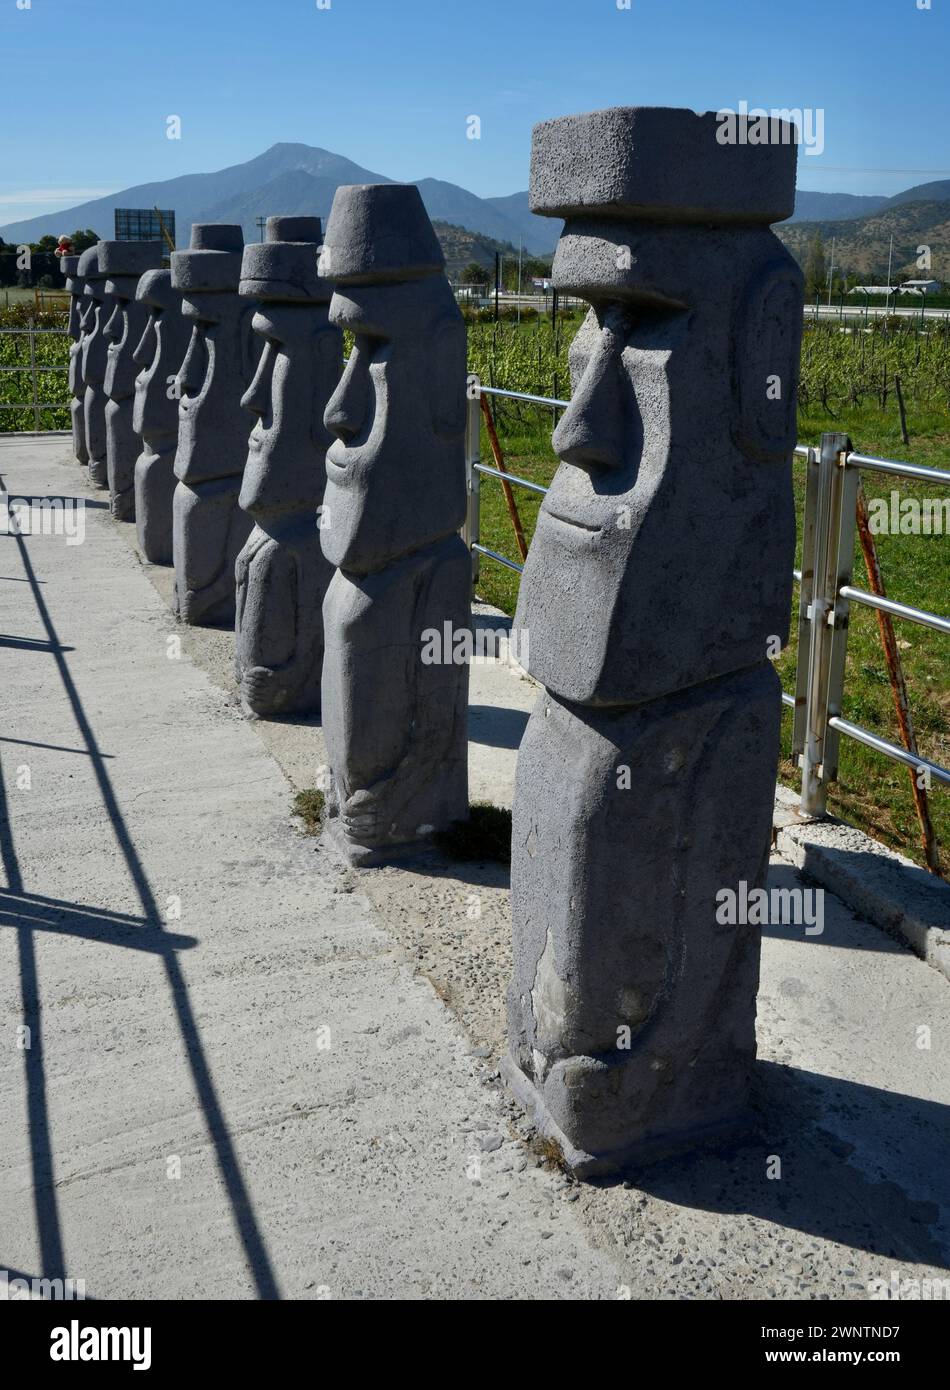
[[66, 282, 85, 341], [513, 219, 802, 707], [103, 278, 149, 400], [133, 293, 176, 442], [239, 304, 339, 517], [81, 277, 110, 386], [174, 292, 254, 486], [321, 277, 466, 575]]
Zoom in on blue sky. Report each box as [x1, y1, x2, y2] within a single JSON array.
[[1, 0, 948, 224]]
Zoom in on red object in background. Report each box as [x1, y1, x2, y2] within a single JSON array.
[[54, 236, 75, 258]]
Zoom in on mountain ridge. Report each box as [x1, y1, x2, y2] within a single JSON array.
[[3, 141, 950, 270]]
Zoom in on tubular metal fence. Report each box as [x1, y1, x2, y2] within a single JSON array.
[[0, 324, 72, 432], [462, 388, 950, 820]]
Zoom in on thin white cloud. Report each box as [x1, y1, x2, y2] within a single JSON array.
[[0, 187, 116, 205]]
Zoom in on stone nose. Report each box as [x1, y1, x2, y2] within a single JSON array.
[[177, 325, 206, 395], [103, 303, 123, 342], [552, 344, 625, 472], [324, 351, 368, 443], [241, 340, 275, 418], [132, 317, 157, 369]]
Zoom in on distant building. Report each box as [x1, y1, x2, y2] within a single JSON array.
[[900, 279, 942, 295], [114, 208, 175, 246], [849, 285, 898, 296]]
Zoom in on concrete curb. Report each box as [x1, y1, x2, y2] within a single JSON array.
[[773, 785, 950, 981]]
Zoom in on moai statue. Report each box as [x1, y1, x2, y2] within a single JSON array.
[[79, 244, 109, 487], [131, 270, 192, 565], [61, 253, 88, 464], [100, 240, 164, 520], [504, 107, 803, 1177], [234, 216, 342, 717], [319, 184, 469, 864], [171, 224, 258, 626]]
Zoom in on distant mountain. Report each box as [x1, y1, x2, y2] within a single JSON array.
[[483, 190, 561, 254], [5, 142, 949, 267], [888, 178, 950, 208], [789, 180, 950, 224], [777, 199, 950, 282], [789, 191, 888, 223], [431, 221, 520, 277], [0, 143, 390, 248], [0, 141, 559, 255]]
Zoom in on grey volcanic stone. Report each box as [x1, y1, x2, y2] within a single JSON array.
[[506, 665, 780, 1176], [100, 241, 163, 521], [61, 254, 88, 464], [319, 185, 469, 863], [170, 224, 258, 626], [529, 106, 798, 226], [79, 245, 109, 487], [132, 270, 192, 565], [505, 107, 803, 1176], [234, 215, 342, 717]]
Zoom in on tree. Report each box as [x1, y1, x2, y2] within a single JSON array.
[[69, 228, 100, 253], [461, 261, 490, 286], [804, 232, 826, 298]]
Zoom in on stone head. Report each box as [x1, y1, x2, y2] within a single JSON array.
[[513, 106, 803, 706], [318, 184, 467, 575], [98, 240, 163, 397], [78, 244, 106, 315], [171, 224, 253, 485], [61, 254, 85, 340], [238, 215, 342, 517], [133, 268, 183, 441]]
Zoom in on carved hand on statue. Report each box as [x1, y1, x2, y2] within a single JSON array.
[[242, 665, 276, 706], [338, 787, 384, 844]]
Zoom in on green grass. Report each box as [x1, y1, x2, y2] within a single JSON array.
[[292, 788, 325, 835]]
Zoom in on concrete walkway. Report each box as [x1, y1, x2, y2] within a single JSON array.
[[2, 435, 949, 1301]]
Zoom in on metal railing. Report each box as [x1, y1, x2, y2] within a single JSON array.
[[462, 389, 950, 819], [0, 325, 72, 432]]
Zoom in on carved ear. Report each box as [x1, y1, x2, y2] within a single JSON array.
[[431, 316, 467, 437], [732, 260, 803, 463]]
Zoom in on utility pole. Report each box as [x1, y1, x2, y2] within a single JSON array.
[[517, 236, 523, 325], [826, 235, 836, 308], [256, 216, 267, 243], [494, 251, 500, 321]]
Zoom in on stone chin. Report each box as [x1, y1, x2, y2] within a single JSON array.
[[513, 507, 617, 706]]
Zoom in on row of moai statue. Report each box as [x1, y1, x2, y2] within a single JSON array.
[[60, 106, 803, 1178]]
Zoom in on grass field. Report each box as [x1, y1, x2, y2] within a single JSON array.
[[2, 304, 947, 870]]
